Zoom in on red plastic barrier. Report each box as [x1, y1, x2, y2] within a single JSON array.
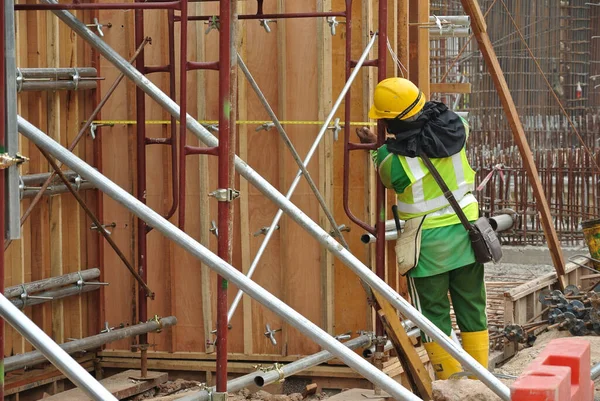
[[510, 338, 594, 401]]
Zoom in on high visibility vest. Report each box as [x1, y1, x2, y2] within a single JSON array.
[[396, 148, 478, 229]]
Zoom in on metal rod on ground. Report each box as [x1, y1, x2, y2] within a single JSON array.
[[18, 36, 150, 229], [18, 116, 423, 401], [4, 316, 176, 372], [237, 53, 349, 248], [0, 291, 118, 400], [227, 42, 376, 323], [38, 7, 510, 398], [10, 283, 101, 309], [177, 334, 375, 401], [36, 145, 154, 297], [592, 362, 600, 381], [5, 268, 100, 298]]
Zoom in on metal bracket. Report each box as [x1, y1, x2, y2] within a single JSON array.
[[0, 153, 29, 170], [76, 271, 109, 290], [264, 323, 282, 345], [89, 122, 114, 140], [328, 118, 342, 141], [255, 122, 275, 132], [86, 17, 112, 37], [253, 225, 279, 237], [209, 188, 240, 202], [90, 222, 116, 235], [330, 224, 350, 237], [259, 19, 277, 33], [20, 285, 53, 308], [148, 315, 163, 333], [326, 17, 345, 36], [209, 220, 219, 238], [16, 68, 24, 92], [205, 16, 220, 34], [72, 67, 81, 90]]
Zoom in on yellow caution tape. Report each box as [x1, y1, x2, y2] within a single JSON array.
[[90, 119, 377, 127]]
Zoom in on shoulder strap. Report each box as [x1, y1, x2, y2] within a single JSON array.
[[418, 151, 473, 232]]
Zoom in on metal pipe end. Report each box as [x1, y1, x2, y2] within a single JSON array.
[[362, 347, 374, 358], [254, 376, 265, 387], [360, 234, 371, 244]]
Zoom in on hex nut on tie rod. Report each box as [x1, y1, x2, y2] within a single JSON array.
[[0, 153, 29, 170]]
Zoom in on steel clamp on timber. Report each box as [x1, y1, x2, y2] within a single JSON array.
[[19, 284, 53, 308]]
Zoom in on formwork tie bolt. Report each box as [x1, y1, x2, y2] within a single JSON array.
[[86, 18, 112, 37], [205, 16, 220, 34], [330, 224, 350, 237], [255, 122, 275, 132], [209, 220, 218, 238], [328, 118, 342, 141], [90, 222, 116, 235], [326, 17, 345, 36], [259, 19, 277, 33], [264, 323, 282, 346], [89, 122, 114, 140], [253, 225, 279, 237]]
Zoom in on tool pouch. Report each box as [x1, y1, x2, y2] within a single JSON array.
[[396, 216, 426, 276], [470, 217, 503, 264]]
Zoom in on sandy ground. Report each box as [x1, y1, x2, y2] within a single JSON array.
[[432, 330, 600, 401]]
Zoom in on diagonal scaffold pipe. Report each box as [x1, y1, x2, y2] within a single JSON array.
[[40, 5, 510, 399], [227, 42, 376, 323], [18, 116, 422, 401], [0, 291, 117, 400]]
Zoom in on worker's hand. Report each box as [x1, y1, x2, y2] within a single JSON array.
[[356, 127, 377, 144]]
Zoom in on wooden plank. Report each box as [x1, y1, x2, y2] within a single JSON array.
[[376, 305, 432, 400], [317, 0, 334, 336], [5, 359, 95, 395], [430, 83, 472, 94], [461, 0, 567, 290], [40, 370, 167, 401], [507, 260, 581, 300]]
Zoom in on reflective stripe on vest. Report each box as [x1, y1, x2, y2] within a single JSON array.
[[397, 149, 475, 216]]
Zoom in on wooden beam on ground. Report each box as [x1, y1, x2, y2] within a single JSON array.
[[460, 0, 567, 290], [373, 292, 432, 400], [430, 83, 472, 94], [40, 370, 167, 401]]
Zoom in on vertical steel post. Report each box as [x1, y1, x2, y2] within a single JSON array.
[[375, 0, 388, 356], [178, 0, 188, 229], [0, 0, 6, 396], [134, 2, 149, 377], [216, 0, 234, 392]]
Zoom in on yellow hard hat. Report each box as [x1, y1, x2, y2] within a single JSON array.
[[368, 77, 426, 120]]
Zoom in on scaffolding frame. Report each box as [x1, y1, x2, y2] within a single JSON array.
[[2, 0, 513, 400]]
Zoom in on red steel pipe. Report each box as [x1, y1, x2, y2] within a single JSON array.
[[187, 61, 220, 71], [15, 2, 181, 10], [216, 0, 233, 392], [134, 2, 149, 378], [185, 145, 219, 156], [164, 8, 179, 222], [0, 1, 7, 397], [178, 0, 189, 230], [145, 65, 171, 74], [342, 0, 375, 235], [375, 0, 388, 353], [178, 11, 345, 21], [145, 137, 172, 145]]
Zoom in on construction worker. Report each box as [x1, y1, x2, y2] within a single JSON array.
[[356, 77, 488, 380]]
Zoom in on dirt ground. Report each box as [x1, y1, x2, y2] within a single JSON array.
[[432, 330, 600, 401]]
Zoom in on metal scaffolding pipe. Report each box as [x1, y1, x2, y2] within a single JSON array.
[[227, 35, 376, 323], [361, 230, 400, 244], [18, 67, 97, 79], [592, 362, 600, 380], [18, 80, 97, 92], [21, 181, 95, 199], [5, 316, 176, 372], [428, 15, 470, 25], [178, 334, 374, 401], [18, 116, 423, 401], [10, 282, 101, 310], [489, 214, 515, 232], [0, 291, 118, 400], [39, 7, 510, 398], [21, 170, 83, 186], [429, 27, 470, 37], [5, 268, 100, 299]]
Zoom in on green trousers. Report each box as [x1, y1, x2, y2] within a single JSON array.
[[407, 262, 487, 342]]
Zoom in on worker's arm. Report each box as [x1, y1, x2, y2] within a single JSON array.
[[355, 127, 410, 194]]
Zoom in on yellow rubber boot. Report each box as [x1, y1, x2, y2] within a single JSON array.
[[423, 341, 462, 380], [461, 330, 489, 378]]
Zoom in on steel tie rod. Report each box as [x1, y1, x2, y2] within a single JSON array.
[[40, 4, 510, 398], [18, 115, 422, 401], [228, 39, 376, 323]]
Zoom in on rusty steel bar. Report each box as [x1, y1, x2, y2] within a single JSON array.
[[178, 0, 189, 229], [180, 11, 346, 21], [15, 2, 181, 10]]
